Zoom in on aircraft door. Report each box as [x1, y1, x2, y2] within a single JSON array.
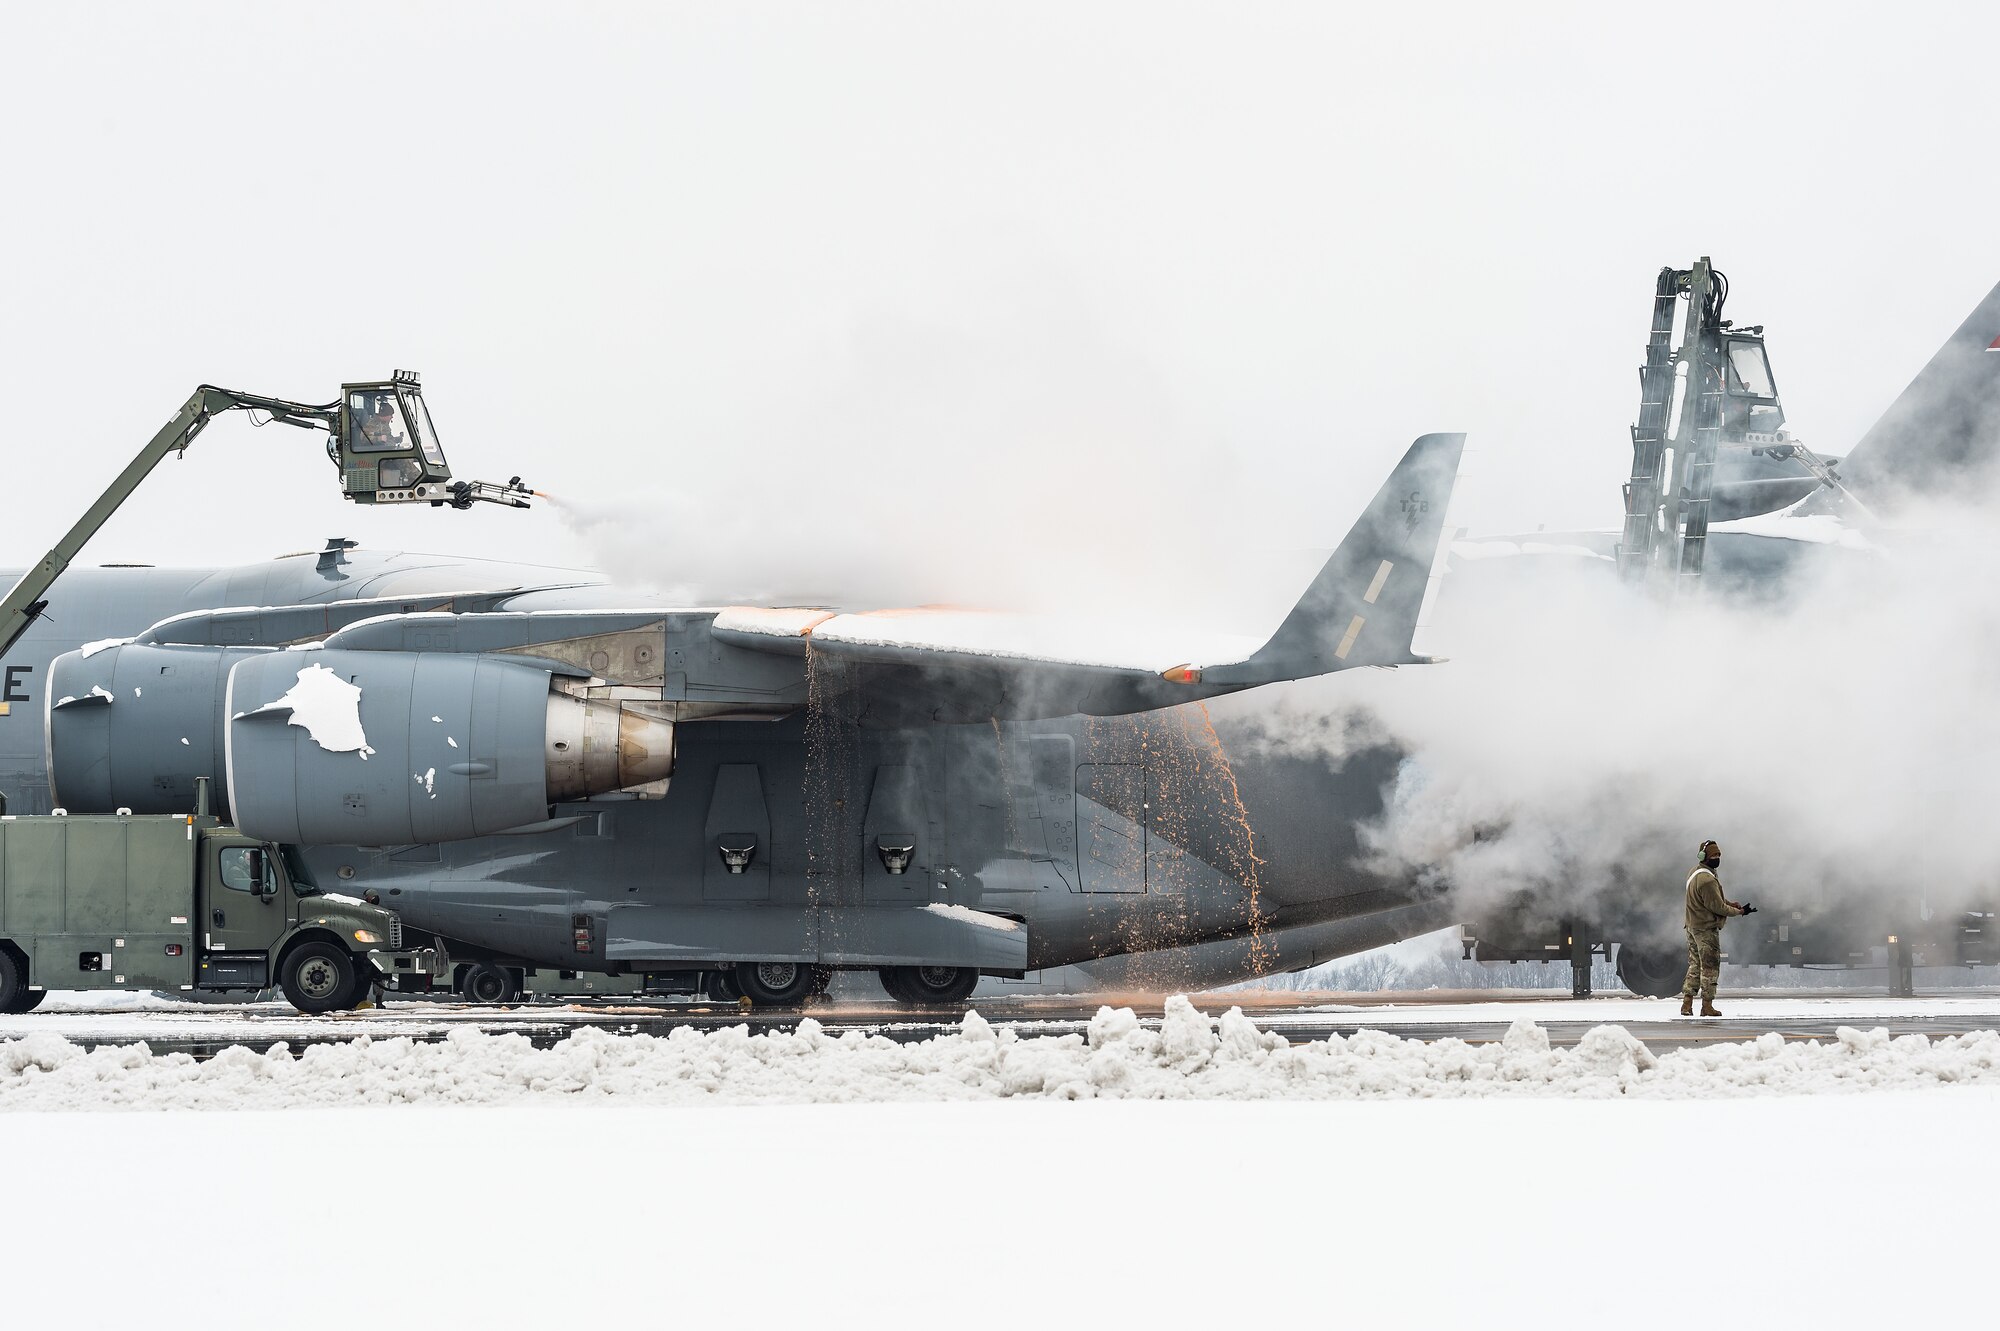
[[202, 841, 284, 952], [1076, 763, 1147, 894]]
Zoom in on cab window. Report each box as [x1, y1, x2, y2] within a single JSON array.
[[217, 846, 261, 894], [348, 389, 412, 454], [1726, 340, 1775, 397]]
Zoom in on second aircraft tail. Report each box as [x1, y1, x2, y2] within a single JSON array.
[[1839, 279, 2000, 503]]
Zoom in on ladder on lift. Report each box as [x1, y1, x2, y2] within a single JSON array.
[[1618, 258, 1729, 589]]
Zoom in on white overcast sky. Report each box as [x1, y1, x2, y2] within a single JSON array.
[[2, 2, 1995, 624]]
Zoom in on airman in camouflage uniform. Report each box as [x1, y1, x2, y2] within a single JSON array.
[[1681, 839, 1752, 1016]]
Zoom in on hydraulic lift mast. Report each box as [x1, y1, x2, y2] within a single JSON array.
[[0, 370, 531, 661], [1620, 258, 1733, 587], [1618, 259, 1862, 591]]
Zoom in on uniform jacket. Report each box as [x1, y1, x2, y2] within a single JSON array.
[[1684, 865, 1741, 933]]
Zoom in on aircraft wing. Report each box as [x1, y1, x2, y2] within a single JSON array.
[[710, 432, 1466, 714]]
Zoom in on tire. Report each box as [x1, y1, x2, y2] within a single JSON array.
[[704, 970, 743, 1003], [881, 965, 979, 1005], [460, 962, 520, 1005], [733, 961, 815, 1007], [0, 949, 44, 1015], [1616, 941, 1687, 998], [281, 941, 358, 1015]]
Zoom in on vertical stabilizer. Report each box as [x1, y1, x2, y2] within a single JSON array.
[[1203, 432, 1465, 684], [1840, 279, 2000, 502]]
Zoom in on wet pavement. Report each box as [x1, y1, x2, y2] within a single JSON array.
[[9, 988, 1999, 1061]]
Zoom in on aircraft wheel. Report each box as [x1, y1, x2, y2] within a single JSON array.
[[733, 961, 815, 1007], [704, 969, 744, 1003], [0, 950, 44, 1014], [460, 962, 520, 1005], [282, 941, 357, 1015], [881, 965, 979, 1005], [1615, 942, 1687, 998]]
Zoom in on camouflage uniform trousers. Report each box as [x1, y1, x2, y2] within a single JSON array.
[[1681, 928, 1722, 1001]]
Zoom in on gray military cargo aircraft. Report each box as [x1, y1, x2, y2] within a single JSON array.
[[0, 430, 1465, 1005]]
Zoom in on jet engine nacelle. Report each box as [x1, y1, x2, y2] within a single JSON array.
[[46, 642, 270, 819], [225, 648, 676, 845]]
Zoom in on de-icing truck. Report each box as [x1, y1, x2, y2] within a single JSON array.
[[0, 782, 437, 1014]]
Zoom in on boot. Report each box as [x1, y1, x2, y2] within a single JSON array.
[[1700, 999, 1722, 1017], [1678, 995, 1693, 1016]]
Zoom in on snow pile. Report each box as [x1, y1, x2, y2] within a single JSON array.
[[5, 998, 2000, 1110]]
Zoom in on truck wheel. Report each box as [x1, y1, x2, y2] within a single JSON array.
[[461, 962, 519, 1004], [0, 950, 44, 1014], [281, 942, 357, 1015], [882, 965, 979, 1004], [703, 970, 743, 1003], [733, 961, 815, 1007]]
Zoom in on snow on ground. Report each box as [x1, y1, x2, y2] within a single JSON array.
[[6, 997, 2000, 1110], [5, 1092, 1994, 1329]]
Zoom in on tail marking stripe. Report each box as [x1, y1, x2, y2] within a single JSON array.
[[1362, 559, 1394, 605], [1333, 615, 1366, 661]]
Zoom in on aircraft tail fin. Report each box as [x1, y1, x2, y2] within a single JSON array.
[[1839, 279, 2000, 503], [1203, 432, 1464, 685]]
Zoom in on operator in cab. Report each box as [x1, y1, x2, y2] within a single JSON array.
[[356, 392, 405, 450], [1681, 839, 1755, 1017]]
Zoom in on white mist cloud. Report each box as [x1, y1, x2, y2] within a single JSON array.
[[545, 263, 1333, 645], [1280, 499, 2000, 935]]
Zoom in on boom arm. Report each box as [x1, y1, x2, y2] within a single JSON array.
[[0, 385, 339, 660]]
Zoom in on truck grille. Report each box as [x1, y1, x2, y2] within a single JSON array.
[[388, 918, 403, 949]]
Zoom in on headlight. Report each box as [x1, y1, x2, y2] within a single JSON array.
[[352, 929, 384, 945]]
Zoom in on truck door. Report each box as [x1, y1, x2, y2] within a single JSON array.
[[201, 841, 286, 953]]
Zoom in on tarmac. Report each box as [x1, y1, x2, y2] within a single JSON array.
[[7, 987, 1999, 1061]]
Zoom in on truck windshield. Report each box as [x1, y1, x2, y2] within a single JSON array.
[[281, 845, 322, 897]]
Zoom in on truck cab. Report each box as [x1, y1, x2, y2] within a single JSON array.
[[0, 810, 438, 1014]]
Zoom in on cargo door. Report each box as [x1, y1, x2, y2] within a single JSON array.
[[200, 841, 285, 953]]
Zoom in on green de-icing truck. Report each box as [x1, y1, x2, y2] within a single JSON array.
[[0, 795, 439, 1015]]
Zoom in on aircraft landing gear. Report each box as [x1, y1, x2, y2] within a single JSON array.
[[460, 961, 520, 1005], [1615, 942, 1685, 998], [879, 965, 979, 1005], [733, 961, 815, 1007]]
